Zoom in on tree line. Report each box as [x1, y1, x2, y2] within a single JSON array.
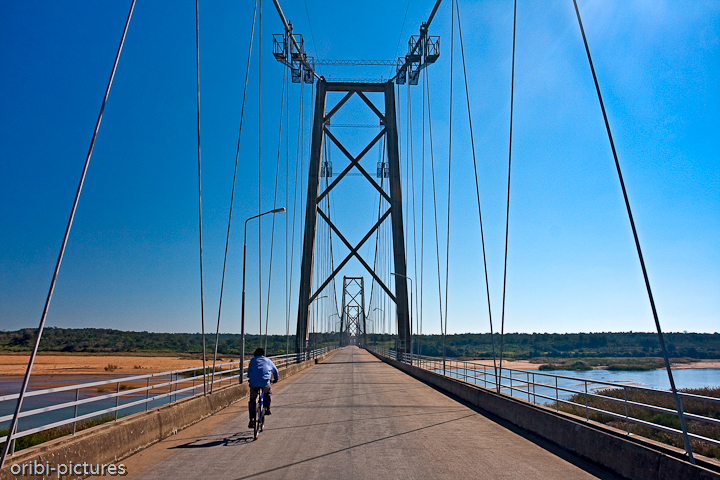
[[367, 332, 720, 359], [0, 327, 338, 357], [0, 328, 718, 359]]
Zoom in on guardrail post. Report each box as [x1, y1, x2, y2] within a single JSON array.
[[146, 377, 150, 411], [72, 388, 79, 435], [624, 387, 630, 434], [555, 377, 559, 412], [115, 382, 120, 421], [532, 373, 536, 405], [510, 372, 513, 398], [584, 381, 589, 421], [527, 373, 530, 402]]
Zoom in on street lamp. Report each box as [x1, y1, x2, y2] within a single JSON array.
[[308, 294, 327, 358], [240, 207, 285, 383], [391, 272, 413, 363], [373, 308, 384, 348], [329, 313, 340, 348]]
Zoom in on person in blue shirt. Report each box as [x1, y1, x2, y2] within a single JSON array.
[[247, 347, 279, 428]]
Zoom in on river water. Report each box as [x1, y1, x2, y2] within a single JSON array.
[[0, 374, 198, 433], [433, 365, 720, 404]]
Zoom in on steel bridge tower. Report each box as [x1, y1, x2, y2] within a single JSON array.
[[295, 80, 410, 358], [339, 277, 366, 347]]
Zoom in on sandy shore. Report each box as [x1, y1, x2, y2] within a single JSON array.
[[0, 354, 226, 376], [0, 354, 717, 376]]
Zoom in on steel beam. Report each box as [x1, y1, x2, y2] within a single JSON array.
[[383, 81, 411, 357], [295, 80, 327, 356], [295, 81, 410, 358]]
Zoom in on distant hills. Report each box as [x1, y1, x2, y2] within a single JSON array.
[[0, 328, 718, 359]]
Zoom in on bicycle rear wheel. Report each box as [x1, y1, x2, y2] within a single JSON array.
[[253, 391, 262, 439]]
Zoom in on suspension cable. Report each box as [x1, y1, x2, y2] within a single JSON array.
[[264, 66, 288, 350], [211, 0, 257, 390], [408, 72, 420, 356], [258, 0, 263, 342], [287, 81, 305, 353], [571, 0, 695, 463], [443, 0, 455, 356], [498, 0, 518, 385], [195, 0, 208, 395], [0, 0, 137, 467], [425, 68, 446, 373], [456, 0, 498, 381]]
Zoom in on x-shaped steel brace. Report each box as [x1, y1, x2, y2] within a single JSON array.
[[310, 207, 395, 303], [317, 127, 389, 205]]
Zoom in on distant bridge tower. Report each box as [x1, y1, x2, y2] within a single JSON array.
[[295, 80, 410, 358], [339, 277, 366, 347]]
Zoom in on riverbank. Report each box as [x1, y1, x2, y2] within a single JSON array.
[[0, 353, 211, 376]]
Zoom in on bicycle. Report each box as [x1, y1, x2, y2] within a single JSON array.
[[253, 388, 265, 440]]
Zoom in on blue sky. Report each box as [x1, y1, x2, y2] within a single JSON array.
[[1, 0, 718, 337]]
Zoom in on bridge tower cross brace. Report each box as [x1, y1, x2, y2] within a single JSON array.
[[295, 80, 410, 359]]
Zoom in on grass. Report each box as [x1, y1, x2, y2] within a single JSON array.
[[539, 361, 592, 371], [0, 414, 116, 454], [534, 357, 667, 371], [557, 386, 720, 459]]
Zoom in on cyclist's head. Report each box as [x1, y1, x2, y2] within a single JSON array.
[[253, 348, 265, 357]]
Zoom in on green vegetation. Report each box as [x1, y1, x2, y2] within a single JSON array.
[[532, 357, 667, 371], [558, 387, 720, 459], [367, 332, 720, 360], [0, 328, 338, 357], [1, 328, 718, 366], [0, 414, 115, 453], [539, 361, 592, 371]]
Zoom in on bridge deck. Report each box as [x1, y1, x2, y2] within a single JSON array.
[[125, 347, 616, 479]]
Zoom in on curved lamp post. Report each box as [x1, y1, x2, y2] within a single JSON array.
[[391, 272, 413, 363]]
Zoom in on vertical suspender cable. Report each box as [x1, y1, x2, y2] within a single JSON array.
[[571, 0, 695, 463], [456, 0, 498, 383], [265, 66, 288, 350], [258, 0, 263, 342], [425, 69, 445, 373], [443, 0, 455, 355], [408, 78, 420, 356], [421, 65, 426, 355], [211, 0, 257, 391], [195, 0, 208, 395], [498, 0, 518, 390], [0, 1, 137, 467], [287, 81, 305, 354]]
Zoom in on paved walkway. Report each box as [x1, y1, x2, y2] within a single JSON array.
[[124, 347, 617, 479]]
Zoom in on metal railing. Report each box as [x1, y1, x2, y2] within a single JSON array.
[[0, 346, 336, 455], [369, 347, 720, 454]]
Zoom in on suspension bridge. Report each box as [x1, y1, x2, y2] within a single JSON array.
[[1, 0, 718, 479]]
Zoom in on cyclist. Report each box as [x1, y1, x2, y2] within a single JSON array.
[[247, 347, 279, 429]]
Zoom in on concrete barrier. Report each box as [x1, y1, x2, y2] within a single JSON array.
[[369, 350, 720, 480], [0, 349, 340, 480]]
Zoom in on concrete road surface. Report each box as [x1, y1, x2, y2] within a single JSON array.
[[124, 346, 618, 479]]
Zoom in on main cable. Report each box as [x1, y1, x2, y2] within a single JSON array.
[[211, 0, 257, 391], [0, 0, 137, 467]]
